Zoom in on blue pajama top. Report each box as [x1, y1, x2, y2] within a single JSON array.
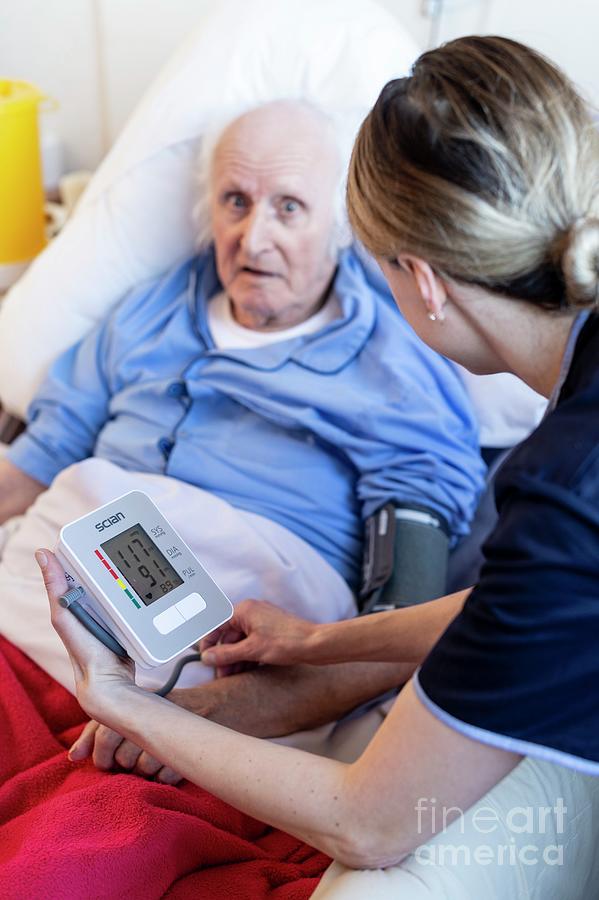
[[417, 311, 599, 774], [7, 247, 484, 588]]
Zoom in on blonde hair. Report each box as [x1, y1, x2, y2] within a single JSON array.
[[347, 36, 599, 309]]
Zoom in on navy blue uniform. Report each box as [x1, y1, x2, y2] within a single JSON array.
[[416, 312, 599, 774]]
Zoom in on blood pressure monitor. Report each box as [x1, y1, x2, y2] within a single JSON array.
[[55, 491, 234, 668]]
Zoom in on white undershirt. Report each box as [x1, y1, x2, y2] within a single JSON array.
[[207, 290, 341, 349]]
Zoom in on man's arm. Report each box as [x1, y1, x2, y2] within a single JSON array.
[[5, 324, 113, 488], [69, 659, 412, 778], [0, 458, 45, 524], [172, 659, 413, 736]]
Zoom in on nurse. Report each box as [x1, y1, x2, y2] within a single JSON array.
[[37, 35, 599, 869]]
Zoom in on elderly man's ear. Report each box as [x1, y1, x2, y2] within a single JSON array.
[[398, 254, 448, 321]]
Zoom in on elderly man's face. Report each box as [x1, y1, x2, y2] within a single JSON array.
[[210, 106, 339, 330]]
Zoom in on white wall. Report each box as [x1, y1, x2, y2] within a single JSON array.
[[1, 0, 103, 171], [424, 0, 599, 104], [0, 0, 215, 171], [1, 0, 597, 174]]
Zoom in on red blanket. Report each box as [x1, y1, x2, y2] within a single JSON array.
[[0, 637, 329, 899]]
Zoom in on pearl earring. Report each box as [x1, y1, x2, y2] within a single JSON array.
[[428, 309, 446, 322]]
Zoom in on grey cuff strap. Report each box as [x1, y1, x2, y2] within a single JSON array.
[[381, 512, 449, 609], [361, 505, 449, 613]]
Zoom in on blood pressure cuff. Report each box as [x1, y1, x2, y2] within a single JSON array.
[[360, 503, 449, 612]]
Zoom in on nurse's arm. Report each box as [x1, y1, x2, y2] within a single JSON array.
[[201, 588, 470, 671], [72, 659, 414, 777], [42, 549, 519, 868], [91, 677, 521, 868]]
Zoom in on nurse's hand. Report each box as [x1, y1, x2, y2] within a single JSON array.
[[35, 548, 137, 723], [200, 598, 317, 675]]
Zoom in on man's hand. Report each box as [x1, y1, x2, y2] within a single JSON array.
[[69, 720, 183, 784], [0, 458, 45, 525], [69, 658, 414, 778], [200, 599, 318, 675]]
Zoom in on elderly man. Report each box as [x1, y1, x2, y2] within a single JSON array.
[[0, 101, 482, 711]]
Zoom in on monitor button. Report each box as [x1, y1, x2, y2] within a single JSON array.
[[153, 606, 186, 634], [175, 592, 207, 621]]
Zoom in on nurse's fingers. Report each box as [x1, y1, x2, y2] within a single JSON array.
[[37, 549, 126, 681], [200, 621, 245, 657], [36, 549, 85, 681], [215, 628, 251, 679]]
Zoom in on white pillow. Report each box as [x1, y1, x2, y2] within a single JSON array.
[[0, 0, 419, 418]]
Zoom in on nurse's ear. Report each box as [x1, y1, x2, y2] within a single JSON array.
[[397, 255, 448, 321]]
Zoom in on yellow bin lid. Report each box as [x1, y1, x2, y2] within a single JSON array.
[[0, 79, 44, 115]]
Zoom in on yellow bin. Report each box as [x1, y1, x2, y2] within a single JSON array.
[[0, 80, 47, 273]]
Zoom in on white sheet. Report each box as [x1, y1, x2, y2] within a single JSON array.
[[0, 458, 355, 692], [313, 756, 599, 899]]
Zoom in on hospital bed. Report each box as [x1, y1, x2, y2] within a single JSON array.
[[0, 2, 597, 897]]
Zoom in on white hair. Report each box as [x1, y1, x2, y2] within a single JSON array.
[[191, 100, 354, 258]]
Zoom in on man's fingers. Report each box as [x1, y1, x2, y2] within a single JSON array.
[[156, 766, 184, 786], [133, 752, 183, 784], [70, 721, 182, 784], [69, 719, 100, 761], [134, 752, 184, 784], [134, 751, 163, 778], [114, 739, 144, 771], [92, 724, 126, 771]]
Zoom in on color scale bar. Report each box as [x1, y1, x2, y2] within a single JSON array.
[[95, 549, 141, 608]]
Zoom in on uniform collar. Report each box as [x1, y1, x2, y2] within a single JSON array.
[[187, 247, 376, 374]]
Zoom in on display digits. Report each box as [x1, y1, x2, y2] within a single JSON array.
[[101, 524, 184, 606]]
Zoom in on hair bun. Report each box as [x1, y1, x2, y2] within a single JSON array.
[[562, 217, 599, 306]]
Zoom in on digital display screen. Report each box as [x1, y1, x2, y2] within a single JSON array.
[[101, 523, 183, 606]]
